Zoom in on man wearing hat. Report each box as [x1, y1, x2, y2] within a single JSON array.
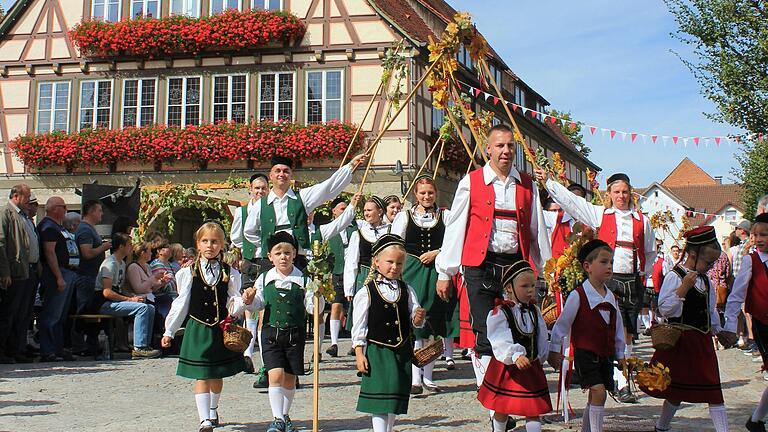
[[244, 153, 368, 271], [535, 168, 655, 403], [436, 124, 551, 426], [231, 173, 270, 290]]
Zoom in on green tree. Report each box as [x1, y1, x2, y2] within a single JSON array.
[[732, 139, 768, 219], [549, 108, 590, 157]]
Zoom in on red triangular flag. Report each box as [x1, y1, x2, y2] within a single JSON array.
[[590, 126, 596, 135], [651, 135, 658, 143], [673, 136, 679, 145], [547, 116, 557, 125], [512, 104, 519, 113], [474, 88, 482, 97], [493, 96, 499, 106], [610, 130, 617, 139], [530, 110, 538, 118], [570, 121, 577, 130], [715, 137, 721, 146], [630, 133, 637, 142], [693, 137, 700, 146], [735, 136, 741, 143]]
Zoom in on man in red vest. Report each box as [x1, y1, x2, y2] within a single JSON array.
[[543, 183, 586, 261], [436, 125, 551, 411], [535, 168, 656, 403]]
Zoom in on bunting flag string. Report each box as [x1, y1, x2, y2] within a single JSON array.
[[458, 81, 760, 146], [636, 193, 736, 221]]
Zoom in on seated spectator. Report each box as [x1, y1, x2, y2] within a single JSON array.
[[125, 242, 169, 299], [93, 233, 160, 359], [169, 243, 184, 274], [149, 240, 178, 320], [182, 247, 197, 267]]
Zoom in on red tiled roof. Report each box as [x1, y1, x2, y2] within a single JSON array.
[[368, 0, 436, 44], [666, 183, 743, 225]]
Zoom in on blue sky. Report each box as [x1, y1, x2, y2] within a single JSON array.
[[0, 0, 13, 11], [450, 0, 743, 187]]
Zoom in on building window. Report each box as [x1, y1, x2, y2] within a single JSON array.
[[258, 72, 294, 122], [431, 105, 444, 134], [456, 45, 473, 71], [131, 0, 159, 18], [515, 137, 525, 169], [167, 77, 201, 127], [171, 0, 200, 17], [79, 80, 112, 130], [514, 85, 526, 107], [725, 209, 738, 221], [92, 0, 120, 21], [213, 75, 247, 123], [36, 82, 70, 134], [123, 79, 156, 128], [252, 0, 282, 10], [535, 101, 545, 122], [306, 70, 343, 124], [211, 0, 240, 14]]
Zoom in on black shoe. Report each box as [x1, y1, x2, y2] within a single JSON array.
[[617, 386, 638, 403], [347, 347, 355, 356], [325, 344, 338, 357], [60, 350, 75, 361], [295, 376, 301, 390], [13, 355, 33, 363], [746, 418, 767, 432], [505, 417, 517, 431], [461, 348, 471, 360], [643, 327, 653, 337], [410, 385, 423, 395], [39, 354, 63, 362], [199, 419, 213, 432], [0, 355, 16, 364], [210, 407, 219, 427], [243, 356, 255, 374], [445, 357, 455, 370]]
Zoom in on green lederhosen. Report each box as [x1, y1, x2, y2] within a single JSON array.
[[177, 319, 245, 379], [357, 342, 413, 415], [345, 265, 371, 331]]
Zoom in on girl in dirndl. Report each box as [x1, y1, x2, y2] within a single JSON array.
[[640, 226, 731, 432], [478, 260, 551, 432], [352, 234, 426, 432], [344, 196, 391, 332], [162, 222, 245, 432], [390, 175, 458, 393]]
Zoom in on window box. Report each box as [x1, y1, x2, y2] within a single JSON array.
[[161, 159, 203, 171], [207, 159, 249, 170], [116, 160, 160, 172], [71, 163, 114, 173]]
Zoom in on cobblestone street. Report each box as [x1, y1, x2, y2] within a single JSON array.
[[0, 336, 763, 432]]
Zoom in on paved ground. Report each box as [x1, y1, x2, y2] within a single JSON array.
[[0, 335, 764, 432]]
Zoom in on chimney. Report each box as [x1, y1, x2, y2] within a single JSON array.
[[714, 176, 723, 184]]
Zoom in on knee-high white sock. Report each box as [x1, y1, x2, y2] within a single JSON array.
[[372, 414, 388, 432], [282, 387, 295, 416], [195, 393, 211, 422], [641, 313, 651, 329], [753, 388, 768, 422], [209, 392, 220, 419], [412, 339, 424, 385], [257, 329, 264, 361], [614, 366, 628, 390], [330, 319, 341, 346], [423, 359, 436, 385], [656, 400, 679, 431], [581, 404, 591, 432], [492, 418, 506, 432], [588, 405, 604, 432], [443, 337, 454, 358], [244, 318, 258, 358], [625, 343, 633, 357], [386, 413, 396, 432], [709, 404, 728, 432], [525, 420, 542, 432], [317, 322, 325, 352], [268, 386, 285, 420]]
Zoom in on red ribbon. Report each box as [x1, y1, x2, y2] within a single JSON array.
[[491, 299, 514, 315], [219, 315, 233, 332]]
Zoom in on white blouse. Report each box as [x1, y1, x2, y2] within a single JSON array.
[[486, 302, 549, 365], [351, 278, 423, 348], [658, 266, 722, 334], [343, 220, 390, 297], [163, 258, 242, 338]]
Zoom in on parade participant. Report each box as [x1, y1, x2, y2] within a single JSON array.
[[161, 222, 244, 432], [383, 195, 402, 224], [436, 124, 551, 416], [549, 239, 626, 432], [723, 213, 768, 432], [535, 168, 655, 403], [642, 226, 737, 432], [240, 232, 324, 432], [243, 153, 368, 271], [390, 175, 456, 393], [543, 183, 586, 260], [351, 234, 426, 432], [478, 260, 551, 432]]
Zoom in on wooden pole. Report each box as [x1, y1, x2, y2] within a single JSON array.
[[312, 293, 321, 432], [402, 136, 444, 199], [449, 84, 488, 162], [357, 56, 444, 193], [432, 136, 447, 180], [445, 108, 479, 169]]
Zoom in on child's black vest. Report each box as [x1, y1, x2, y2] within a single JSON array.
[[500, 303, 539, 359], [188, 262, 230, 327], [366, 280, 410, 349], [668, 265, 711, 333]]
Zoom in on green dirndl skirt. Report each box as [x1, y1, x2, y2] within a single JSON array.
[[403, 255, 459, 339], [177, 319, 245, 380], [346, 265, 371, 331], [357, 343, 413, 415]]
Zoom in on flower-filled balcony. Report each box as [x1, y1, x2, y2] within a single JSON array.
[[70, 10, 306, 59], [11, 121, 362, 173]]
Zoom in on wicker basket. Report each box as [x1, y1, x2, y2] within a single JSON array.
[[223, 324, 253, 353], [650, 323, 682, 351], [541, 295, 560, 328], [413, 337, 445, 368]]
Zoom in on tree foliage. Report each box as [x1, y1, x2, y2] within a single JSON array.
[[548, 108, 590, 157], [732, 139, 768, 219]]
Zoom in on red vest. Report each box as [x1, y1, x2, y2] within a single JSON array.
[[651, 255, 665, 294], [571, 285, 617, 357], [597, 210, 646, 273], [460, 168, 533, 267], [550, 211, 571, 258], [746, 252, 768, 325]]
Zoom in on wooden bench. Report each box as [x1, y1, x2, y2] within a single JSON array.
[[69, 314, 118, 360]]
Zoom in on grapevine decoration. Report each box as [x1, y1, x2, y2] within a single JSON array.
[[305, 240, 336, 303], [585, 168, 604, 205], [380, 43, 408, 123], [650, 210, 681, 245], [543, 223, 595, 296], [626, 357, 671, 392], [678, 214, 692, 240]]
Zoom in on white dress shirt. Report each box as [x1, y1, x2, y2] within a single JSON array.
[[351, 277, 423, 348], [315, 203, 357, 242], [542, 210, 576, 244], [238, 266, 324, 315], [230, 199, 260, 257], [724, 250, 768, 332], [242, 163, 354, 255], [549, 280, 626, 358], [163, 259, 242, 337], [390, 207, 452, 240], [658, 266, 722, 334], [435, 164, 552, 280], [486, 302, 549, 365], [545, 178, 656, 275], [343, 220, 390, 296]]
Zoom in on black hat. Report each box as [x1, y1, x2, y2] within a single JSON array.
[[501, 260, 534, 288], [371, 234, 405, 256], [754, 213, 768, 225], [383, 194, 401, 203], [682, 226, 718, 246], [270, 156, 294, 169], [267, 231, 298, 251], [606, 173, 630, 187], [567, 183, 587, 197], [250, 173, 268, 184], [369, 195, 386, 210], [330, 196, 347, 209], [578, 239, 612, 264]]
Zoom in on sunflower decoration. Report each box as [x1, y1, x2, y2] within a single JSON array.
[[626, 357, 671, 392], [305, 240, 336, 303]]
